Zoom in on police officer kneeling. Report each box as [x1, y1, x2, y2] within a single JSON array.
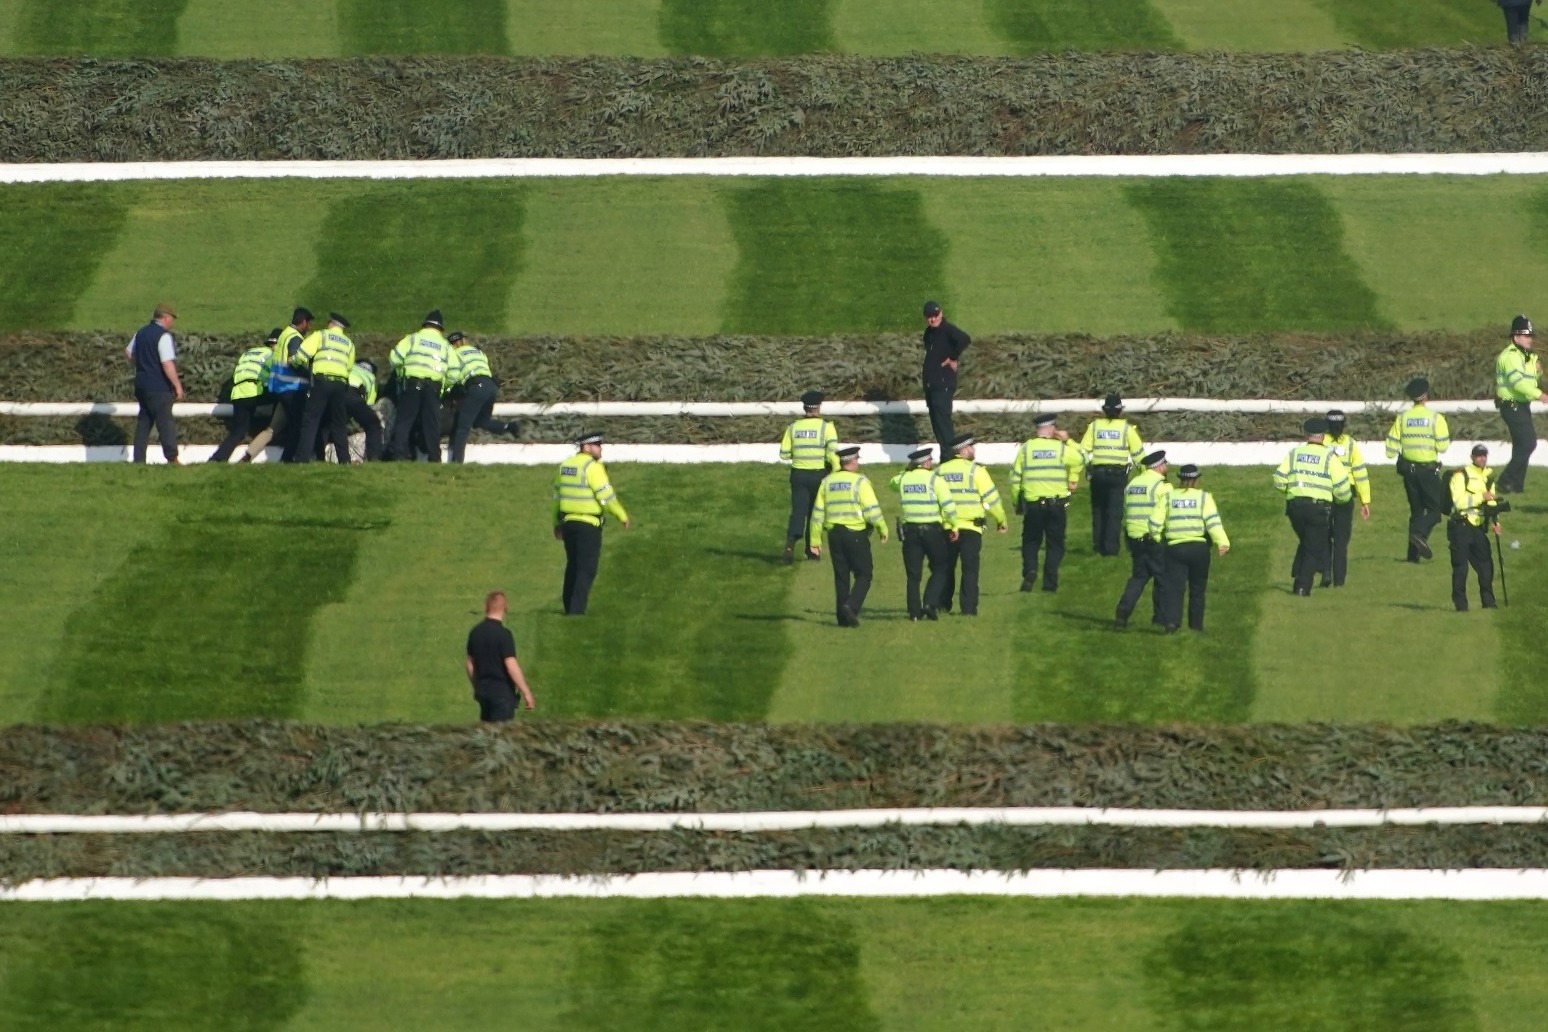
[[810, 445, 888, 627], [1274, 417, 1352, 596], [1447, 445, 1502, 612], [890, 447, 957, 621]]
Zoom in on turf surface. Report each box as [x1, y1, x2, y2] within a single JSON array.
[[4, 898, 1548, 1030], [13, 175, 1548, 338], [339, 0, 509, 55], [1, 463, 1541, 727]]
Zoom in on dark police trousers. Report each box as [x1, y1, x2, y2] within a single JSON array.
[[924, 386, 955, 446], [131, 386, 178, 463], [210, 395, 263, 462], [450, 376, 515, 463], [828, 525, 874, 622], [1116, 534, 1163, 625], [1504, 1, 1533, 43], [344, 390, 383, 461], [475, 684, 519, 722], [1497, 399, 1537, 492], [1159, 540, 1211, 631], [1088, 466, 1127, 556], [787, 467, 828, 554], [295, 375, 350, 463], [1286, 497, 1331, 594], [273, 390, 307, 462], [1021, 497, 1068, 591], [390, 377, 444, 462], [941, 527, 984, 614], [901, 521, 951, 618], [1398, 459, 1444, 559], [1447, 519, 1497, 611], [561, 519, 604, 615], [1324, 499, 1354, 587]]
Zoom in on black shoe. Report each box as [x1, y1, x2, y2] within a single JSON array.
[[1114, 616, 1128, 630], [1293, 587, 1310, 597], [1455, 605, 1468, 613], [1164, 626, 1180, 635], [940, 604, 953, 614], [960, 611, 978, 617], [505, 422, 523, 439], [1483, 602, 1498, 609], [1020, 578, 1035, 592], [1319, 578, 1332, 588], [910, 615, 923, 622], [1410, 534, 1433, 560], [1042, 585, 1057, 593], [924, 608, 939, 621], [782, 544, 795, 566], [839, 605, 858, 628], [806, 552, 821, 562]]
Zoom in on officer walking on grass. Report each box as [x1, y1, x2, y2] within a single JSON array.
[[1494, 315, 1545, 495], [447, 331, 521, 463], [293, 313, 355, 464], [920, 301, 970, 446], [810, 445, 888, 627], [387, 310, 458, 462], [1321, 410, 1371, 587], [1274, 418, 1352, 597], [1150, 463, 1229, 634], [936, 433, 1008, 616], [1386, 377, 1451, 564], [209, 329, 275, 464], [554, 431, 630, 616], [1448, 445, 1503, 612], [889, 446, 958, 621], [1010, 413, 1085, 594], [780, 390, 839, 564], [1114, 450, 1171, 630], [1080, 393, 1144, 557]]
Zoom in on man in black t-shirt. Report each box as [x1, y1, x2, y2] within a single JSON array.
[[920, 301, 971, 446], [464, 591, 536, 721]]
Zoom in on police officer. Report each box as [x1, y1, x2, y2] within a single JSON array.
[[810, 445, 888, 627], [1114, 450, 1171, 630], [1447, 444, 1502, 611], [1080, 393, 1144, 557], [890, 446, 958, 621], [1274, 418, 1352, 596], [346, 358, 384, 462], [920, 301, 970, 445], [1011, 413, 1085, 593], [779, 390, 839, 564], [1150, 463, 1230, 634], [387, 309, 459, 462], [447, 331, 520, 463], [270, 307, 313, 462], [1321, 410, 1372, 587], [1494, 315, 1545, 495], [210, 329, 275, 464], [293, 313, 355, 464], [1386, 377, 1451, 563], [553, 431, 630, 616], [936, 433, 1009, 616]]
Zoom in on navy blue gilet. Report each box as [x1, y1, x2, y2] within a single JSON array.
[[131, 322, 174, 392]]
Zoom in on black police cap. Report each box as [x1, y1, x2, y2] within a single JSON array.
[[329, 312, 350, 329], [1142, 450, 1166, 468], [1512, 314, 1533, 337], [800, 390, 824, 408], [264, 327, 282, 345], [1472, 443, 1489, 457], [1178, 463, 1201, 479], [1103, 393, 1123, 411], [1406, 377, 1430, 400], [837, 445, 862, 459], [1033, 413, 1058, 427], [908, 447, 933, 463], [447, 331, 466, 344], [1304, 417, 1328, 436], [576, 431, 604, 446], [423, 309, 444, 328], [1326, 409, 1346, 425], [950, 432, 975, 451]]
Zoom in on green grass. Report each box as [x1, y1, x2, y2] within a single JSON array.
[[1312, 0, 1500, 50], [985, 0, 1180, 53], [659, 0, 834, 56], [0, 463, 1534, 727], [1149, 0, 1346, 51], [16, 174, 1548, 338], [7, 898, 1548, 1030], [339, 0, 509, 55], [10, 0, 185, 57], [174, 0, 340, 59]]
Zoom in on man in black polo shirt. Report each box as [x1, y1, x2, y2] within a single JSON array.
[[920, 300, 970, 446], [464, 591, 536, 722]]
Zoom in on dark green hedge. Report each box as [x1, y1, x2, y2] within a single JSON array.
[[2, 330, 1530, 445], [2, 50, 1547, 161], [5, 722, 1548, 815]]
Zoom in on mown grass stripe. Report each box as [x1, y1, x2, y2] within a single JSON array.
[[1312, 0, 1499, 49], [338, 0, 509, 55], [985, 0, 1180, 53], [830, 0, 1003, 56], [1150, 0, 1347, 51], [0, 184, 128, 332], [176, 0, 339, 59], [723, 180, 946, 334], [507, 0, 665, 56], [1493, 499, 1548, 724], [11, 0, 185, 56], [1127, 178, 1388, 334], [658, 0, 833, 56]]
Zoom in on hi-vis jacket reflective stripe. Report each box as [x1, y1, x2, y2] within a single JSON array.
[[269, 326, 308, 392], [1010, 436, 1084, 500], [779, 417, 839, 471], [1079, 418, 1144, 468], [349, 363, 377, 406], [448, 344, 492, 386], [889, 466, 958, 528], [297, 328, 355, 378], [553, 453, 629, 527], [390, 328, 459, 383], [1324, 433, 1372, 504], [1450, 464, 1497, 527], [230, 346, 272, 401], [811, 471, 886, 536], [1123, 468, 1172, 539], [1496, 344, 1542, 402], [935, 457, 1007, 533], [1385, 403, 1451, 462], [1273, 443, 1353, 503], [1150, 487, 1229, 548]]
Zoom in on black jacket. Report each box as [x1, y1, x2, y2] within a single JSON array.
[[921, 321, 971, 390]]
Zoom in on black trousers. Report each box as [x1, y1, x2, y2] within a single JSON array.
[[273, 390, 307, 462], [941, 528, 984, 614], [210, 396, 262, 462], [561, 520, 603, 615], [1115, 534, 1163, 624], [828, 525, 874, 622], [1505, 3, 1532, 42], [1088, 466, 1127, 556], [1448, 520, 1497, 611], [1498, 401, 1537, 491], [901, 522, 951, 618], [1021, 498, 1068, 590], [450, 377, 514, 463], [390, 377, 443, 462], [476, 686, 518, 723], [1400, 461, 1445, 559], [295, 376, 350, 463], [787, 468, 828, 553], [1324, 499, 1354, 586], [924, 386, 955, 445], [1286, 497, 1331, 594], [344, 390, 383, 461], [1159, 540, 1211, 632], [131, 386, 178, 462]]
